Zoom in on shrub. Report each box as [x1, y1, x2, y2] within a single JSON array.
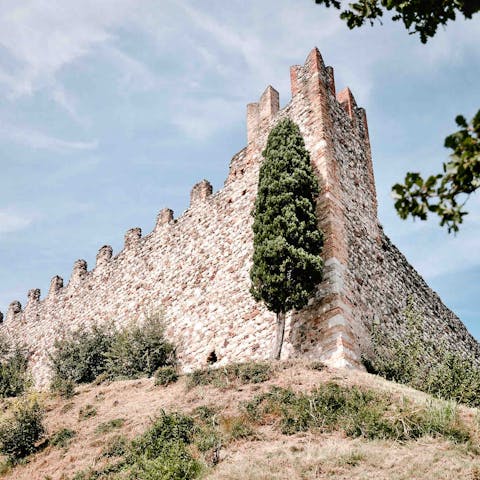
[[73, 411, 202, 480], [50, 323, 114, 386], [363, 299, 480, 408], [50, 377, 76, 398], [101, 434, 129, 458], [78, 404, 97, 420], [95, 418, 125, 434], [49, 315, 176, 389], [0, 396, 45, 460], [50, 428, 76, 449], [127, 412, 201, 480], [154, 366, 178, 386], [243, 382, 470, 443], [187, 362, 272, 389], [104, 316, 175, 380], [0, 337, 31, 398]]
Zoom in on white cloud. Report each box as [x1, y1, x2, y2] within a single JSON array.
[[0, 210, 33, 234], [0, 124, 98, 152], [0, 0, 139, 96]]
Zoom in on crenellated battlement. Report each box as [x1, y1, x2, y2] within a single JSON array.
[[1, 47, 478, 386]]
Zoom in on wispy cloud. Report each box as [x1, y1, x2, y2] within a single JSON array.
[[0, 124, 98, 152], [0, 210, 33, 234]]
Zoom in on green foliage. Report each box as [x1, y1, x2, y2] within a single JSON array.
[[392, 110, 480, 232], [186, 362, 272, 389], [95, 418, 125, 434], [244, 382, 470, 443], [0, 336, 31, 398], [101, 434, 129, 458], [364, 299, 480, 408], [50, 322, 114, 385], [72, 411, 202, 480], [313, 0, 480, 43], [250, 118, 323, 316], [154, 366, 178, 386], [104, 316, 175, 379], [78, 404, 97, 420], [49, 316, 176, 389], [50, 428, 76, 449], [0, 396, 45, 460], [50, 377, 76, 398]]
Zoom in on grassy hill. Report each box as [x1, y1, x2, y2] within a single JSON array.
[[1, 360, 479, 480]]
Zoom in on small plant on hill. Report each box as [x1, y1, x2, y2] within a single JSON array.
[[154, 366, 179, 386], [95, 418, 125, 434], [187, 361, 272, 389], [50, 428, 76, 449], [0, 335, 31, 398], [0, 395, 45, 461]]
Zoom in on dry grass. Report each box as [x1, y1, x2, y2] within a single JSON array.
[[0, 361, 478, 480], [206, 434, 480, 480]]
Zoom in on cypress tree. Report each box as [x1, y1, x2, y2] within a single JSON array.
[[250, 118, 324, 360]]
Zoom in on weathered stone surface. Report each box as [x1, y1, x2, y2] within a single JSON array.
[[2, 48, 478, 387]]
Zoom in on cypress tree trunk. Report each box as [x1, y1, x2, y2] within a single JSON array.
[[272, 311, 286, 360]]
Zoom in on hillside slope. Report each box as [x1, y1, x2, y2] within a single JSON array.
[[1, 361, 479, 480]]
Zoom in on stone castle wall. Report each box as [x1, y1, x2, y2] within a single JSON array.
[[1, 48, 478, 386]]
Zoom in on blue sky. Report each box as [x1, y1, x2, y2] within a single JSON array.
[[0, 1, 479, 337]]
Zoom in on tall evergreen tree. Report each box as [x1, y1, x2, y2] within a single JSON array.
[[250, 118, 324, 360]]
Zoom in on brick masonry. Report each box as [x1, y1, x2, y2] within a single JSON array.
[[1, 48, 479, 386]]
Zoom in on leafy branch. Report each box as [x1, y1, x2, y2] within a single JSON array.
[[313, 0, 480, 43], [392, 110, 480, 233]]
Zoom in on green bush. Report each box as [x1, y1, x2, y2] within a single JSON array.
[[104, 316, 175, 380], [363, 299, 480, 408], [95, 418, 125, 434], [78, 404, 97, 420], [243, 382, 470, 443], [0, 337, 31, 398], [50, 428, 76, 449], [154, 366, 178, 386], [187, 362, 272, 389], [49, 316, 176, 389], [101, 434, 129, 458], [50, 323, 114, 385], [0, 396, 45, 460]]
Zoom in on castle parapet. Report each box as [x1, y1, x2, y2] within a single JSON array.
[[337, 87, 357, 121], [48, 276, 64, 297], [156, 208, 174, 229], [69, 260, 87, 287], [190, 180, 212, 207], [27, 288, 40, 306], [6, 300, 22, 322], [96, 245, 113, 267], [124, 228, 142, 249], [247, 86, 279, 144]]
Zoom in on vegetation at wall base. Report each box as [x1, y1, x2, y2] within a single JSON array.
[[186, 361, 272, 389], [250, 118, 323, 359], [0, 336, 31, 398], [363, 299, 480, 408], [49, 315, 176, 391]]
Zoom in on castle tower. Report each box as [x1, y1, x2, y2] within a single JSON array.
[[1, 48, 478, 386]]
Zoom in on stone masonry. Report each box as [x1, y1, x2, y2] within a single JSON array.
[[1, 48, 479, 386]]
